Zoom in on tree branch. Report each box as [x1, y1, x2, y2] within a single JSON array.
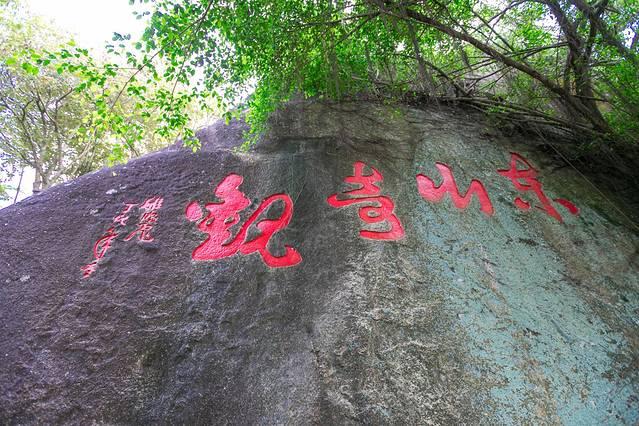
[[390, 3, 610, 131]]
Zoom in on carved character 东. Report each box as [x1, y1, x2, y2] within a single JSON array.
[[498, 153, 578, 222]]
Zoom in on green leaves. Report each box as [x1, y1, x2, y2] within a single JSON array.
[[112, 32, 132, 41], [30, 0, 639, 157], [20, 61, 39, 75]]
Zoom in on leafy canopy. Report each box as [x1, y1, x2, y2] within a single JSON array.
[[0, 1, 111, 191], [17, 0, 639, 153], [0, 0, 219, 194]]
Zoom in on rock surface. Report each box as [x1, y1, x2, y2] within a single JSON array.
[[1, 101, 638, 424]]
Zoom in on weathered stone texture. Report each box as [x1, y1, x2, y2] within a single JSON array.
[[1, 101, 638, 424]]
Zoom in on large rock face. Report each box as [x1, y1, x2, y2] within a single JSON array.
[[1, 101, 638, 424]]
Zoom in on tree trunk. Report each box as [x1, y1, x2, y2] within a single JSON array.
[[13, 168, 24, 204], [32, 169, 42, 194], [405, 18, 435, 94], [401, 6, 612, 133]]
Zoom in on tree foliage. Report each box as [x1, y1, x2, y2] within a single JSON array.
[[0, 2, 134, 192], [1, 1, 220, 195], [19, 0, 639, 151]]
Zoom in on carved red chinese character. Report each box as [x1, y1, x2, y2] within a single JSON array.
[[93, 227, 118, 258], [81, 227, 118, 278], [185, 173, 302, 268], [498, 153, 579, 222], [113, 203, 137, 226], [327, 161, 404, 240], [81, 196, 165, 279], [139, 196, 164, 212], [416, 163, 494, 215], [125, 196, 163, 241], [81, 261, 98, 278]]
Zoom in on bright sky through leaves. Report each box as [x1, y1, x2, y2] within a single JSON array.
[[25, 0, 147, 52], [1, 0, 146, 208]]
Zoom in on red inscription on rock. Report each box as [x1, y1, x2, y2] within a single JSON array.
[[328, 161, 404, 240], [81, 196, 164, 279], [81, 227, 118, 278], [185, 173, 301, 268], [112, 203, 137, 226], [416, 163, 494, 215], [124, 196, 163, 242], [498, 152, 579, 222]]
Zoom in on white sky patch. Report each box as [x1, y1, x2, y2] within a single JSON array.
[[24, 0, 148, 53], [0, 168, 34, 209]]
